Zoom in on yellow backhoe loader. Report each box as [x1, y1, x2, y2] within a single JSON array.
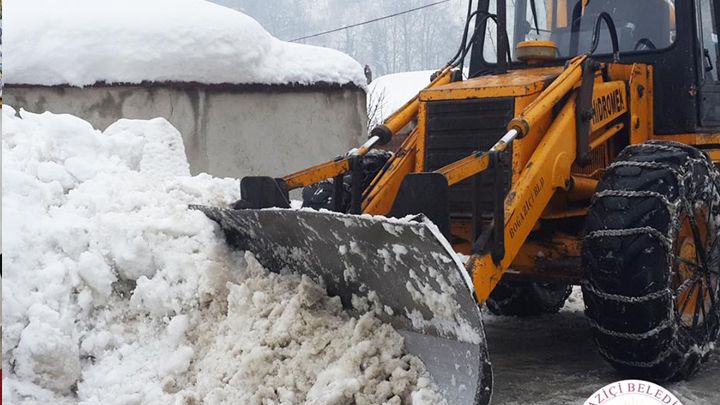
[[195, 0, 720, 403]]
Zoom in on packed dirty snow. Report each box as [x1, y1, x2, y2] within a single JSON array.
[[188, 253, 445, 405], [367, 71, 436, 127], [4, 0, 365, 87], [1, 105, 445, 404]]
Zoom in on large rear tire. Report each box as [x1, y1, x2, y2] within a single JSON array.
[[582, 141, 720, 381], [486, 281, 572, 316]]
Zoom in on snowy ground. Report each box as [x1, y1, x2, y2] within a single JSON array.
[[485, 287, 720, 404]]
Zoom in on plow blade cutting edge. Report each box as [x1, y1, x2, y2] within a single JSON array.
[[194, 206, 492, 405]]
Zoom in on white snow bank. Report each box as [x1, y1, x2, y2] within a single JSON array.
[[2, 104, 242, 402], [4, 0, 365, 87], [367, 71, 435, 127], [2, 106, 444, 404]]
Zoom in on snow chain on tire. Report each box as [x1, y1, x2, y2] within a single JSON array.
[[582, 140, 720, 381]]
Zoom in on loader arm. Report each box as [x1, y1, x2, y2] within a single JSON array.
[[468, 94, 580, 302]]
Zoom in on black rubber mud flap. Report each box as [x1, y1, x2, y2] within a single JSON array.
[[388, 173, 451, 239], [193, 206, 492, 405]]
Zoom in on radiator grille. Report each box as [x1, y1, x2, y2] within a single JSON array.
[[572, 142, 608, 176], [425, 98, 515, 218]]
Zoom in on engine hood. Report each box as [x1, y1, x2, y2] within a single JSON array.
[[419, 67, 564, 101]]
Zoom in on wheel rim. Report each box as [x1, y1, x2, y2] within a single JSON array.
[[673, 204, 719, 330]]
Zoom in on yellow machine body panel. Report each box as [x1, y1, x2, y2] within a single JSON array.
[[420, 67, 563, 100]]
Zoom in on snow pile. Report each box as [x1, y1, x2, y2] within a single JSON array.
[[367, 71, 435, 127], [4, 0, 365, 87], [188, 254, 444, 404], [2, 104, 242, 403], [1, 105, 444, 404]]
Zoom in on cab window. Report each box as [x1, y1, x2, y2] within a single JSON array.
[[483, 0, 677, 62]]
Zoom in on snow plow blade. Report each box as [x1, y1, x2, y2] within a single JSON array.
[[194, 206, 492, 405]]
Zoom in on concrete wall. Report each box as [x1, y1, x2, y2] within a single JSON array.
[[5, 84, 368, 178]]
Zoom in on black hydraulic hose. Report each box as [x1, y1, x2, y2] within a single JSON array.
[[458, 0, 475, 73], [529, 0, 540, 35], [458, 15, 493, 63], [447, 9, 485, 66], [453, 13, 512, 70], [589, 12, 620, 58], [569, 1, 583, 55], [497, 0, 509, 73], [446, 1, 513, 75]]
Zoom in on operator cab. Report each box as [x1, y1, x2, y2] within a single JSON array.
[[469, 0, 720, 134], [476, 0, 675, 63], [552, 0, 674, 56]]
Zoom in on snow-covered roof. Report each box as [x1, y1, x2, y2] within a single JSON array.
[[367, 70, 435, 127], [4, 0, 365, 88]]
